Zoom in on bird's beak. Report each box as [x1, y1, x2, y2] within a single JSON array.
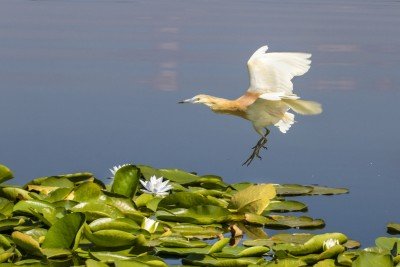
[[178, 97, 195, 104]]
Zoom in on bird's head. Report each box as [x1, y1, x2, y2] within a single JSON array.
[[178, 94, 217, 107]]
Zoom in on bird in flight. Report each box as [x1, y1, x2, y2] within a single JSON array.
[[179, 45, 322, 165]]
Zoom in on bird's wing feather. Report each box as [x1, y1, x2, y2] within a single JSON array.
[[246, 45, 312, 94]]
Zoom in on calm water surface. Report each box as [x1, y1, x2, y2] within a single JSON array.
[[1, 0, 399, 246]]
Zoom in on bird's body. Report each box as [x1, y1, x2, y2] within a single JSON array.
[[180, 45, 322, 165]]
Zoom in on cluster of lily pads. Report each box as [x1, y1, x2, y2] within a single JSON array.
[[0, 163, 399, 266]]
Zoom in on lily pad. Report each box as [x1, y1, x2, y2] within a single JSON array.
[[11, 231, 42, 256], [111, 165, 140, 198], [13, 200, 56, 217], [229, 184, 276, 215], [84, 225, 138, 248], [264, 200, 307, 213], [158, 192, 214, 209], [258, 258, 308, 266], [89, 218, 140, 233], [182, 254, 265, 266], [42, 212, 85, 250], [156, 205, 235, 224], [388, 223, 400, 234], [0, 197, 13, 217], [266, 215, 325, 229], [274, 184, 313, 196], [308, 186, 349, 195], [71, 202, 124, 221], [73, 182, 103, 202], [352, 251, 393, 267], [138, 165, 200, 184], [166, 223, 223, 238], [273, 233, 347, 256], [151, 236, 208, 248], [375, 237, 400, 254], [0, 164, 13, 184], [0, 186, 31, 201]]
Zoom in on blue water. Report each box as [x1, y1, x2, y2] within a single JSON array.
[[1, 0, 399, 247]]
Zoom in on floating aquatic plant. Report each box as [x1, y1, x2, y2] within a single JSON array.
[[108, 164, 130, 179], [141, 217, 159, 233], [0, 163, 398, 266], [323, 238, 340, 251]]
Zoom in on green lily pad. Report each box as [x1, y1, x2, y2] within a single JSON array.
[[158, 192, 214, 209], [134, 193, 154, 208], [73, 182, 103, 202], [239, 224, 269, 240], [313, 259, 337, 267], [388, 223, 400, 234], [113, 256, 168, 267], [71, 202, 124, 221], [0, 197, 13, 217], [23, 228, 47, 242], [352, 251, 393, 267], [85, 259, 109, 267], [376, 237, 400, 254], [29, 172, 94, 186], [212, 245, 270, 258], [111, 165, 140, 198], [40, 177, 75, 188], [42, 212, 85, 250], [208, 238, 230, 254], [244, 233, 315, 247], [44, 188, 73, 203], [0, 186, 31, 201], [89, 250, 132, 261], [156, 205, 234, 224], [89, 218, 140, 233], [151, 236, 208, 248], [298, 244, 345, 265], [273, 233, 347, 256], [274, 184, 313, 196], [101, 192, 139, 214], [258, 258, 307, 266], [166, 223, 223, 238], [0, 247, 15, 263], [0, 218, 27, 231], [84, 225, 138, 247], [264, 200, 307, 213], [41, 248, 72, 259], [0, 164, 13, 184], [308, 186, 349, 195], [182, 254, 265, 266], [13, 200, 56, 217], [266, 215, 325, 229], [138, 165, 200, 184], [229, 184, 276, 215], [12, 231, 42, 256]]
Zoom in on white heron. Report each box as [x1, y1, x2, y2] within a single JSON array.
[[179, 45, 322, 165]]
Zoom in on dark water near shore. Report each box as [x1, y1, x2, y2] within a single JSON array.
[[1, 0, 399, 246]]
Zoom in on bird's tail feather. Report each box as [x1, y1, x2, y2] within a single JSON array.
[[282, 99, 322, 115], [275, 112, 295, 133]]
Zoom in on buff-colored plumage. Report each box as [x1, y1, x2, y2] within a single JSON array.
[[180, 45, 322, 165]]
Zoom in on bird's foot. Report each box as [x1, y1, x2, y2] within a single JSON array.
[[242, 136, 268, 166]]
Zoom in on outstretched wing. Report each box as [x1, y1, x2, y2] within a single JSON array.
[[246, 45, 312, 94]]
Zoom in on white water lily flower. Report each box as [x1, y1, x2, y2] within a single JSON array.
[[109, 164, 129, 179], [141, 217, 159, 233], [323, 238, 339, 250], [140, 175, 172, 196]]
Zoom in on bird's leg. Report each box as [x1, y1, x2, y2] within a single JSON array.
[[242, 128, 270, 166]]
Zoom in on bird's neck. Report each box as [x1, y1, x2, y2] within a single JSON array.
[[207, 96, 246, 117]]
